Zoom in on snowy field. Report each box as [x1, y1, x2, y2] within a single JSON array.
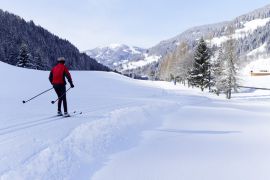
[[1, 61, 270, 180]]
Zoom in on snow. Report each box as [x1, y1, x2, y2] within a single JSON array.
[[175, 42, 181, 46], [211, 36, 229, 46], [108, 43, 123, 49], [211, 18, 270, 46], [129, 47, 141, 54], [121, 54, 161, 70], [247, 43, 267, 57], [242, 57, 270, 75], [122, 46, 141, 54], [1, 60, 270, 180], [94, 43, 124, 51], [236, 18, 270, 34]]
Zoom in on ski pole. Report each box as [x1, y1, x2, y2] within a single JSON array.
[[22, 87, 54, 104], [51, 87, 72, 104]]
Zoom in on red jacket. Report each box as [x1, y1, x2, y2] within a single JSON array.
[[49, 63, 73, 85]]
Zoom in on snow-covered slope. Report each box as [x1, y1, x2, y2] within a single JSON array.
[[84, 44, 147, 71], [211, 17, 270, 46], [2, 61, 270, 180], [150, 4, 270, 57], [120, 4, 270, 77], [121, 54, 161, 71]]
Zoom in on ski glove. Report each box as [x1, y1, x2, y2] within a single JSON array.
[[71, 83, 75, 88]]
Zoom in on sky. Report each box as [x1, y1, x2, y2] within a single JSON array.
[[0, 0, 269, 51]]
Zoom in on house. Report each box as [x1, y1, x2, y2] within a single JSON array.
[[250, 70, 270, 76]]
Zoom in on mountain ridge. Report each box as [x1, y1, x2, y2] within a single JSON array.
[[84, 44, 147, 71], [0, 9, 110, 71], [86, 4, 270, 77]]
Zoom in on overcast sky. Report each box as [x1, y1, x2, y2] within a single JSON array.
[[0, 0, 269, 50]]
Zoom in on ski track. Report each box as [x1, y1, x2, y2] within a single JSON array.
[[1, 89, 270, 180], [0, 91, 220, 180], [0, 91, 210, 180], [1, 88, 269, 180], [0, 101, 139, 137], [0, 99, 178, 180], [2, 61, 270, 179], [0, 101, 140, 176]]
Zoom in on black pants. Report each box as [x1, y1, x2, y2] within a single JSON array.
[[53, 84, 67, 113]]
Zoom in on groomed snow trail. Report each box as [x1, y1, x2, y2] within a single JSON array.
[[1, 62, 270, 180]]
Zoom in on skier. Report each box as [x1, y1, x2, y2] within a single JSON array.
[[49, 57, 74, 117]]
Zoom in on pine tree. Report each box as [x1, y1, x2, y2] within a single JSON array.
[[189, 38, 211, 91], [212, 48, 226, 95], [212, 26, 239, 99], [223, 26, 239, 99], [34, 51, 46, 70], [16, 43, 34, 68]]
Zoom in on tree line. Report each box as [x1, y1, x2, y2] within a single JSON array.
[[0, 9, 110, 71], [156, 26, 239, 99]]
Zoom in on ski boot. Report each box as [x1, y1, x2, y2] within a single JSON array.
[[57, 111, 63, 116], [63, 112, 70, 117]]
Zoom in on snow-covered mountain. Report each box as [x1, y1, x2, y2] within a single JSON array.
[[85, 44, 157, 71], [149, 4, 270, 57], [147, 4, 270, 77], [86, 4, 270, 77]]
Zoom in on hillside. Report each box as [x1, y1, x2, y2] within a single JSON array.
[[86, 4, 270, 77], [154, 4, 270, 79], [85, 44, 146, 70], [150, 4, 270, 59], [1, 59, 270, 179], [85, 44, 161, 72], [0, 9, 109, 71]]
